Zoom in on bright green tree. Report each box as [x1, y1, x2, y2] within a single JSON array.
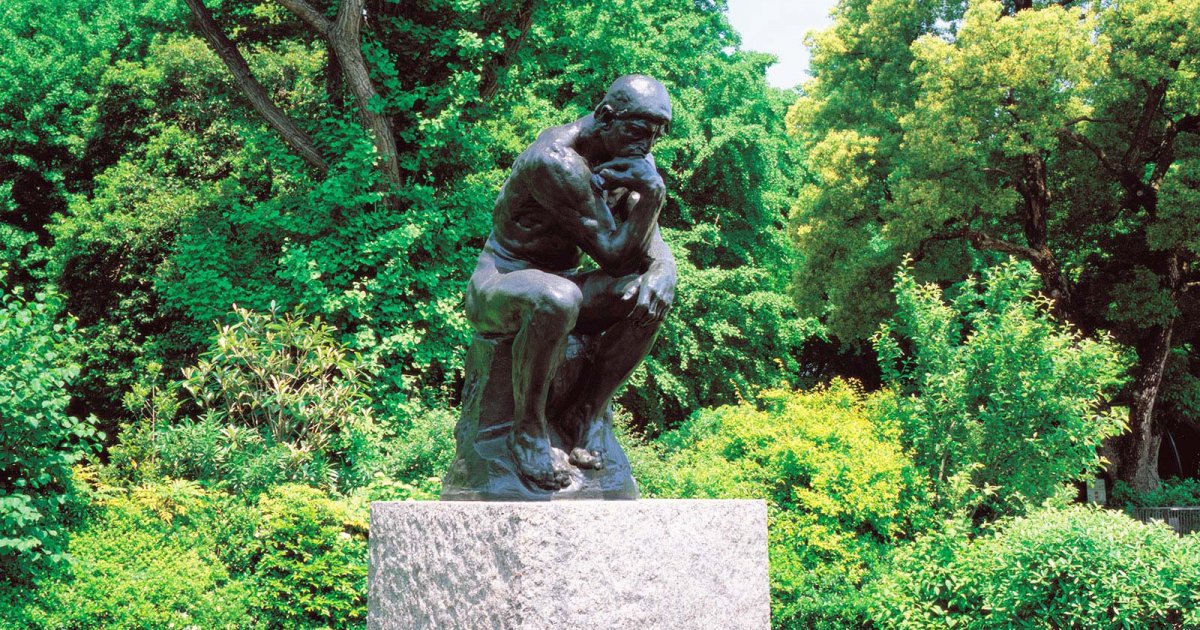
[[790, 0, 1199, 490], [36, 0, 811, 436], [874, 260, 1127, 518]]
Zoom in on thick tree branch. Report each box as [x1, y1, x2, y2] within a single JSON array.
[[276, 0, 331, 34], [962, 228, 1042, 261], [1179, 113, 1200, 134], [184, 0, 328, 176], [1063, 116, 1117, 126], [1123, 77, 1170, 170], [1150, 114, 1200, 189], [1059, 127, 1122, 177], [277, 0, 403, 189], [479, 0, 538, 100]]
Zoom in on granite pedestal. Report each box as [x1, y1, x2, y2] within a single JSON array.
[[368, 500, 769, 629]]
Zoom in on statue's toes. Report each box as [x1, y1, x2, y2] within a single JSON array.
[[529, 468, 564, 490], [554, 469, 572, 488], [569, 447, 604, 470]]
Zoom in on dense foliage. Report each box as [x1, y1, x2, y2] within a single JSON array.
[[873, 506, 1200, 629], [0, 282, 97, 584], [875, 260, 1127, 518], [1, 479, 368, 630], [643, 381, 924, 628], [790, 0, 1200, 491]]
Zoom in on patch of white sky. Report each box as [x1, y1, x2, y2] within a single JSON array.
[[725, 0, 840, 90]]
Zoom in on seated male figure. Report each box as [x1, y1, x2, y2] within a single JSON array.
[[464, 75, 676, 490]]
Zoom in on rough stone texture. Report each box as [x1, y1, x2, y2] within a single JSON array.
[[441, 333, 638, 501], [368, 500, 769, 629]]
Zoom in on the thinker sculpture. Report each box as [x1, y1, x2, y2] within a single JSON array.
[[441, 75, 676, 500]]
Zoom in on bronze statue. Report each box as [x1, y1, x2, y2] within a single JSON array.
[[442, 75, 676, 499]]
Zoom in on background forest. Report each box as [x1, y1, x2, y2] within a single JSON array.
[[2, 0, 1199, 628]]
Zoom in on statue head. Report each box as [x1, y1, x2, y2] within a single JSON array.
[[593, 75, 672, 158]]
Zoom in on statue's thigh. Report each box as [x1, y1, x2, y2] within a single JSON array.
[[466, 265, 582, 335]]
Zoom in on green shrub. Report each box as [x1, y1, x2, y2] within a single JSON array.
[[874, 260, 1127, 519], [151, 411, 356, 496], [112, 305, 385, 494], [1112, 476, 1200, 509], [0, 282, 100, 584], [4, 480, 253, 629], [248, 483, 368, 629], [384, 407, 456, 484], [872, 505, 1200, 629], [646, 381, 924, 629]]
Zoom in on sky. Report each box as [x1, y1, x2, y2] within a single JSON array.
[[725, 0, 839, 89]]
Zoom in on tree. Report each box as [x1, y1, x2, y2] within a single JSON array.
[[874, 260, 1126, 518], [790, 0, 1199, 490], [165, 0, 814, 430]]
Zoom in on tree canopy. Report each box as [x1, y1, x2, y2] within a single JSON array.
[[790, 0, 1200, 490]]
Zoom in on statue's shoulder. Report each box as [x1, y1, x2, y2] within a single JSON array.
[[518, 124, 589, 184]]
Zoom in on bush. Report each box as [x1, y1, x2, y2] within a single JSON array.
[[112, 305, 385, 494], [0, 283, 100, 584], [872, 505, 1200, 629], [384, 407, 456, 484], [645, 381, 924, 629], [248, 483, 368, 629], [1112, 476, 1200, 509], [3, 480, 253, 629], [151, 411, 359, 496], [874, 260, 1127, 519]]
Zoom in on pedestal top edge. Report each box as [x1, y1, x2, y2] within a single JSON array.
[[370, 498, 767, 511]]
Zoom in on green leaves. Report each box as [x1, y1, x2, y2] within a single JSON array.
[[0, 281, 96, 584], [873, 506, 1200, 628], [874, 260, 1127, 518], [644, 381, 923, 628]]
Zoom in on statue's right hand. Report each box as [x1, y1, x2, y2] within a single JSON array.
[[592, 156, 664, 197]]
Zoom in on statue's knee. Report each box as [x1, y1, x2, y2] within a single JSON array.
[[532, 283, 582, 328]]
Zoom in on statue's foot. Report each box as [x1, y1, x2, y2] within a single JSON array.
[[562, 407, 607, 470], [508, 430, 572, 490], [569, 446, 604, 470]]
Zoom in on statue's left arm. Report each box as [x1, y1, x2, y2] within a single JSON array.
[[606, 154, 676, 327], [629, 225, 676, 326]]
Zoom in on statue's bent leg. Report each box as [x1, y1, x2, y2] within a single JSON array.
[[466, 254, 580, 490], [561, 273, 664, 468]]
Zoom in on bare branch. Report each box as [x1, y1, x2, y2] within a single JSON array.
[[184, 0, 328, 176]]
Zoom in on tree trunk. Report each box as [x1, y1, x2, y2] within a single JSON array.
[[1115, 317, 1174, 492], [328, 0, 404, 190], [277, 0, 404, 190]]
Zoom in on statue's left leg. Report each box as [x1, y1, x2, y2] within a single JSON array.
[[558, 273, 664, 468]]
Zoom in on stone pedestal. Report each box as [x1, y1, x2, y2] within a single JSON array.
[[368, 500, 770, 629]]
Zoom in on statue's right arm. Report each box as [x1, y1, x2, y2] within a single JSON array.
[[528, 153, 664, 277]]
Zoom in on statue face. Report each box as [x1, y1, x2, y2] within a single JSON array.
[[601, 115, 667, 159]]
